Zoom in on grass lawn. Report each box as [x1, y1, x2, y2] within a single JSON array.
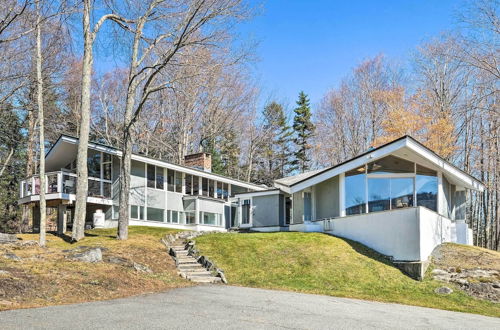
[[195, 232, 500, 318], [0, 226, 190, 311]]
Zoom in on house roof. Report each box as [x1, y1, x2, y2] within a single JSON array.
[[274, 169, 323, 186], [45, 134, 267, 192], [274, 135, 484, 194]]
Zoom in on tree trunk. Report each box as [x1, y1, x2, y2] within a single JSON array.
[[72, 0, 93, 241], [35, 0, 46, 246]]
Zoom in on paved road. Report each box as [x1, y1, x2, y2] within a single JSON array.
[[0, 285, 498, 329]]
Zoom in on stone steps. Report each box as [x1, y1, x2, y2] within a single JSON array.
[[170, 238, 222, 284]]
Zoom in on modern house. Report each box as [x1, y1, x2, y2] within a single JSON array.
[[19, 134, 483, 267], [19, 134, 267, 233], [237, 136, 484, 265]]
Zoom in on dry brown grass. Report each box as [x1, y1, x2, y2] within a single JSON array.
[[0, 227, 191, 311], [432, 243, 500, 271]]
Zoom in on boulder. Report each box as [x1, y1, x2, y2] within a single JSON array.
[[133, 262, 152, 273], [435, 287, 453, 295], [107, 256, 130, 266], [68, 247, 102, 263], [431, 269, 449, 276], [3, 253, 21, 261], [0, 233, 17, 244]]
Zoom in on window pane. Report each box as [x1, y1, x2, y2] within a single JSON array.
[[209, 180, 215, 197], [103, 182, 111, 198], [147, 207, 164, 222], [416, 174, 438, 212], [88, 179, 101, 197], [202, 178, 208, 196], [139, 206, 144, 220], [103, 163, 111, 180], [193, 176, 199, 195], [345, 167, 366, 215], [167, 169, 175, 191], [186, 212, 196, 224], [242, 200, 250, 224], [175, 171, 182, 192], [87, 150, 101, 178], [367, 155, 414, 174], [147, 164, 155, 188], [166, 210, 171, 223], [104, 153, 112, 163], [172, 211, 178, 223], [216, 182, 222, 199], [47, 174, 58, 193], [223, 183, 229, 200], [156, 167, 164, 190], [368, 178, 390, 212], [203, 212, 217, 225], [185, 174, 192, 195], [391, 178, 414, 209], [131, 205, 138, 219]]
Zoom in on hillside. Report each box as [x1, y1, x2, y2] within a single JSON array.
[[0, 227, 189, 311], [194, 232, 500, 317]]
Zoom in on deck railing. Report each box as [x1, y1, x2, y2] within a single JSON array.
[[20, 171, 112, 199]]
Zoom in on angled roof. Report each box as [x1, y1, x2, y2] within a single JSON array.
[[46, 134, 267, 191], [274, 169, 323, 186], [274, 135, 484, 194]]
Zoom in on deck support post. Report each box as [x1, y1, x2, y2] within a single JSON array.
[[57, 204, 67, 235]]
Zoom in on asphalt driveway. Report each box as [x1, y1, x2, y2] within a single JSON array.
[[0, 285, 498, 329]]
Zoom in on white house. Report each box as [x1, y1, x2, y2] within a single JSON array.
[[234, 136, 484, 264], [19, 134, 483, 266], [19, 134, 267, 233]]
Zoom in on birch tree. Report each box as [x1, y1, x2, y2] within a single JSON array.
[[72, 0, 130, 241], [115, 0, 249, 240], [35, 0, 46, 246]]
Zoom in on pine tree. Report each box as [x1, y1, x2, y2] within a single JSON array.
[[292, 92, 315, 173], [258, 101, 293, 185], [0, 103, 25, 233]]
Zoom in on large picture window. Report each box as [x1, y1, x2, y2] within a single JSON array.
[[368, 178, 390, 212], [345, 157, 438, 215], [87, 149, 101, 178], [416, 165, 438, 212], [345, 166, 366, 215]]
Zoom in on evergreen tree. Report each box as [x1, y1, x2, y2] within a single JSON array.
[[292, 91, 315, 172], [258, 101, 293, 185], [0, 103, 25, 233], [219, 129, 241, 178]]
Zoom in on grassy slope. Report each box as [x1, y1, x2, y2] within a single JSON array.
[[0, 226, 190, 310], [195, 232, 500, 317]]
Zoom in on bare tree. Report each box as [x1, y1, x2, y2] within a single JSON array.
[[72, 0, 130, 241], [34, 0, 46, 246], [114, 0, 250, 240]]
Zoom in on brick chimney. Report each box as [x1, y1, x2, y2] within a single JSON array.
[[184, 153, 212, 172]]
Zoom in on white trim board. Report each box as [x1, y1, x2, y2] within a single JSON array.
[[279, 137, 484, 194]]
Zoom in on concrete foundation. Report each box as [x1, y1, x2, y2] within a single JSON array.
[[393, 260, 430, 281]]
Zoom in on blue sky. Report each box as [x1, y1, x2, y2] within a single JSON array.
[[239, 0, 462, 108]]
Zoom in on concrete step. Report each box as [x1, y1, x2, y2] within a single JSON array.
[[178, 264, 205, 270], [189, 276, 222, 283], [186, 272, 213, 277], [175, 250, 189, 254], [177, 260, 198, 265]]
